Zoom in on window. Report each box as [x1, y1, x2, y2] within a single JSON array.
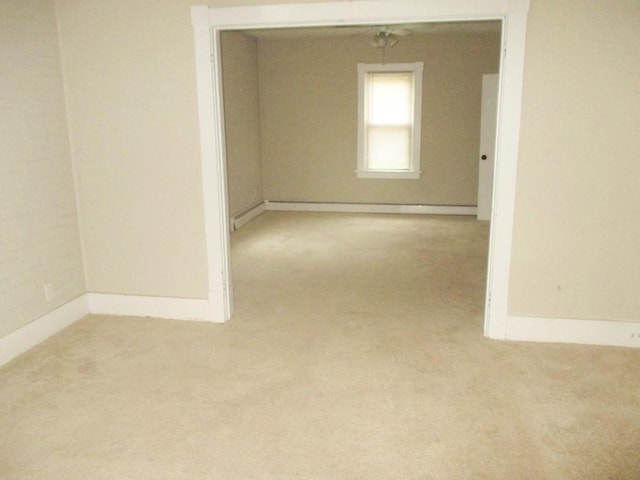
[[357, 62, 423, 179]]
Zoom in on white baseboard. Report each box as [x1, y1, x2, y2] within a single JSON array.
[[232, 201, 266, 231], [0, 295, 89, 367], [87, 293, 211, 322], [3, 297, 638, 370], [504, 315, 640, 348], [265, 201, 477, 216], [0, 294, 215, 365]]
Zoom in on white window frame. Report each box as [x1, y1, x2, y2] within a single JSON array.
[[357, 62, 424, 179]]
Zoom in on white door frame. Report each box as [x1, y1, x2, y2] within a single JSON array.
[[190, 0, 530, 340]]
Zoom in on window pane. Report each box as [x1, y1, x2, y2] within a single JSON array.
[[367, 125, 411, 170], [367, 72, 413, 125]]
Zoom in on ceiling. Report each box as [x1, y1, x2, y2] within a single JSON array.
[[240, 20, 502, 39]]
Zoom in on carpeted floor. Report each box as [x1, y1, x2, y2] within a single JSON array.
[[1, 212, 639, 479]]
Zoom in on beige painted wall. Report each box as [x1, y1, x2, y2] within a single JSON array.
[[0, 0, 85, 337], [508, 0, 640, 321], [55, 0, 329, 301], [221, 32, 264, 218], [50, 0, 640, 325], [55, 0, 209, 298], [258, 33, 500, 205]]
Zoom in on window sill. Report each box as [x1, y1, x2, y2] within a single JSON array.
[[356, 170, 421, 179]]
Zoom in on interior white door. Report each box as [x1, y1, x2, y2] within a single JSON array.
[[477, 73, 499, 221]]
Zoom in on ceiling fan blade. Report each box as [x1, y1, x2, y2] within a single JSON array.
[[391, 27, 412, 36]]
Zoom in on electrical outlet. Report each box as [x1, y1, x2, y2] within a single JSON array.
[[43, 283, 55, 302], [630, 332, 640, 340]]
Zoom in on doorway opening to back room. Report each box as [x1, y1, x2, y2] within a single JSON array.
[[219, 21, 502, 329], [192, 1, 531, 337]]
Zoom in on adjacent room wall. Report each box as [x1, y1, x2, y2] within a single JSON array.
[[221, 32, 264, 218], [48, 0, 640, 329], [508, 0, 640, 322], [257, 31, 501, 205], [0, 0, 85, 337], [55, 0, 209, 299]]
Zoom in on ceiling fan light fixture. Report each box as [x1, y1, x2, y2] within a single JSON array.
[[371, 31, 399, 48], [386, 33, 399, 47], [371, 34, 387, 47]]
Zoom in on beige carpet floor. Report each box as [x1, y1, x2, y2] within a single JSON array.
[[1, 211, 640, 479]]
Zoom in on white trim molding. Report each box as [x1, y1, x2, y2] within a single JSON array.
[[191, 6, 232, 323], [3, 295, 638, 369], [192, 0, 531, 331], [265, 201, 477, 216], [232, 201, 266, 231], [0, 293, 214, 366], [0, 296, 89, 367], [87, 294, 212, 322], [505, 315, 640, 349]]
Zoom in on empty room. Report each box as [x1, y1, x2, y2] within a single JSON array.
[[1, 1, 640, 479], [220, 22, 501, 327]]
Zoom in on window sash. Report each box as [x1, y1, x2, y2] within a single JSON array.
[[366, 72, 414, 127], [366, 125, 412, 171], [357, 62, 423, 179]]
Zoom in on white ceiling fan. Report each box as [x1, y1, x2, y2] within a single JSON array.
[[369, 25, 412, 48]]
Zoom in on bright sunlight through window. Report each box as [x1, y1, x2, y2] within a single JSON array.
[[357, 62, 423, 179]]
